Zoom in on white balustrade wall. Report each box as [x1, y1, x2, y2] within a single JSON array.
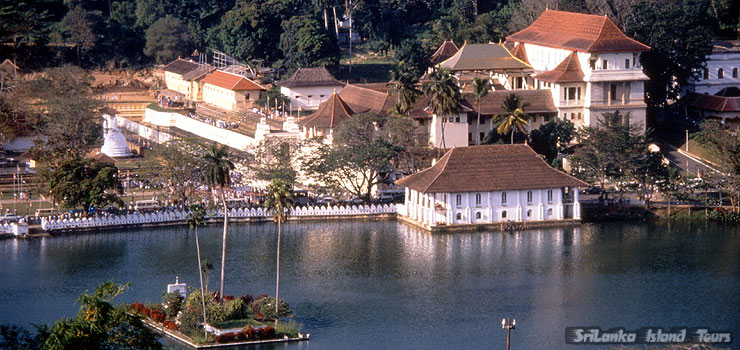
[[41, 204, 398, 232]]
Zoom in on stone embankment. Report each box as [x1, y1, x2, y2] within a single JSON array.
[[40, 204, 398, 233]]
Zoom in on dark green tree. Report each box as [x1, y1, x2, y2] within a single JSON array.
[[58, 5, 104, 64], [393, 40, 430, 78], [252, 139, 300, 187], [529, 119, 576, 163], [48, 157, 124, 211], [387, 64, 421, 115], [470, 77, 490, 146], [423, 67, 462, 152], [213, 0, 286, 63], [279, 15, 339, 70], [143, 15, 191, 64], [149, 139, 205, 206], [493, 93, 530, 144]]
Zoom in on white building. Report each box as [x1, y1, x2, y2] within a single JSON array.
[[507, 9, 651, 131], [686, 40, 740, 95], [201, 70, 265, 111], [277, 67, 345, 111], [162, 59, 200, 97], [396, 144, 587, 230]]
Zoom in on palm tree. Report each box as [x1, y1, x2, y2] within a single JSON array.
[[423, 67, 462, 152], [201, 259, 214, 296], [388, 65, 421, 115], [264, 179, 294, 324], [471, 77, 491, 146], [186, 204, 208, 338], [494, 93, 530, 144], [201, 142, 234, 302]]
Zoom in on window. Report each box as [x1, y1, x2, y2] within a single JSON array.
[[718, 68, 724, 79], [479, 117, 485, 124], [547, 208, 553, 217], [476, 212, 482, 219], [571, 113, 575, 120], [625, 59, 630, 69], [589, 59, 596, 70], [456, 213, 462, 221], [547, 190, 553, 203], [703, 68, 709, 80], [527, 209, 532, 218], [502, 210, 507, 219], [602, 59, 608, 70], [733, 68, 738, 78], [577, 112, 582, 120], [527, 191, 533, 204], [468, 133, 473, 143], [456, 194, 462, 208], [544, 115, 551, 122], [480, 132, 485, 142], [455, 116, 460, 122], [475, 193, 482, 206], [501, 192, 507, 205], [610, 83, 618, 102]]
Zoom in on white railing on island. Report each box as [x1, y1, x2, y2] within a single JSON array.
[[41, 204, 399, 232]]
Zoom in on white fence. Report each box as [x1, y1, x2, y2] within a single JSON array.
[[41, 204, 398, 232]]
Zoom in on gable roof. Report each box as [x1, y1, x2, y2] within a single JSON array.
[[277, 67, 345, 88], [463, 89, 557, 115], [430, 40, 459, 66], [202, 70, 266, 91], [507, 10, 650, 53], [439, 43, 532, 71], [535, 51, 585, 83], [338, 84, 394, 115], [182, 64, 216, 81], [395, 144, 588, 193], [163, 59, 201, 75], [299, 91, 354, 128], [510, 44, 530, 65], [680, 92, 740, 112]]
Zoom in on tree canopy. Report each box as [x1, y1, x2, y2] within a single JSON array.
[[48, 157, 124, 210]]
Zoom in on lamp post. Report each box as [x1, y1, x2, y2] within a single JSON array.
[[502, 318, 516, 350]]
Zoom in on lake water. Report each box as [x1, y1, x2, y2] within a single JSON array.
[[1, 220, 738, 349]]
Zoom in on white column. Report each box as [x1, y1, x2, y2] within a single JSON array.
[[574, 187, 581, 220]]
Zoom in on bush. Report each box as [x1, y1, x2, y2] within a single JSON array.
[[708, 208, 740, 223], [223, 298, 252, 320], [150, 310, 166, 323], [255, 326, 276, 340], [140, 307, 151, 317], [163, 320, 178, 331], [130, 303, 145, 314], [162, 292, 184, 318], [252, 295, 291, 321], [177, 289, 226, 331], [214, 333, 235, 343]]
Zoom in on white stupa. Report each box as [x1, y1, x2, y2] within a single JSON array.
[[101, 115, 132, 158]]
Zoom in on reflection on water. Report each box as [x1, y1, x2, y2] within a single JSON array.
[[0, 220, 738, 350]]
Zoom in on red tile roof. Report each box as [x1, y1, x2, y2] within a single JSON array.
[[338, 84, 394, 115], [430, 40, 459, 66], [395, 144, 588, 193], [202, 70, 265, 91], [681, 92, 740, 112], [535, 51, 585, 83], [439, 43, 532, 71], [507, 10, 650, 53], [511, 44, 530, 65], [299, 92, 354, 129]]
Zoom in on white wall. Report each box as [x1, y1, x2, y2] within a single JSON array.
[[281, 85, 344, 111], [143, 108, 257, 151], [689, 51, 740, 95]]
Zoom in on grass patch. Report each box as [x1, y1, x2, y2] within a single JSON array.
[[146, 103, 182, 113], [679, 139, 723, 166], [335, 41, 396, 83], [210, 318, 263, 329], [275, 321, 302, 337]]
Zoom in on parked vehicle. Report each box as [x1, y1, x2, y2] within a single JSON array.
[[134, 200, 160, 211]]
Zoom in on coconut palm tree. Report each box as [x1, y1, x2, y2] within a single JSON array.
[[471, 77, 491, 146], [264, 179, 294, 324], [186, 203, 208, 337], [423, 67, 462, 152], [388, 66, 421, 115], [201, 142, 234, 302], [494, 93, 530, 144]]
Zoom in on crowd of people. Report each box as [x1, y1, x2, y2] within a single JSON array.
[[186, 112, 240, 129]]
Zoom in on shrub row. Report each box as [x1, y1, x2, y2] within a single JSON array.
[[707, 208, 740, 223], [214, 327, 277, 343]]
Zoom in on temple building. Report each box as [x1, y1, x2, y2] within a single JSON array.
[[201, 70, 265, 111], [277, 67, 345, 111], [686, 40, 740, 95], [100, 115, 132, 158], [396, 144, 588, 230]]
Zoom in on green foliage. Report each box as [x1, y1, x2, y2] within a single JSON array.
[[149, 139, 206, 206], [387, 64, 421, 115], [178, 290, 226, 331], [423, 67, 463, 150], [144, 15, 192, 64], [201, 142, 235, 192], [470, 77, 491, 146], [393, 40, 430, 78], [223, 298, 253, 320], [213, 0, 286, 63], [44, 281, 162, 350], [265, 178, 294, 222], [529, 119, 575, 162], [493, 93, 530, 144], [161, 292, 183, 318], [279, 15, 339, 70], [251, 296, 291, 321], [693, 120, 740, 211], [0, 324, 48, 350], [255, 86, 290, 109], [48, 157, 124, 210]]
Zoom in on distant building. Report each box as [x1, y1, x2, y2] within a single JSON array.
[[507, 10, 651, 131], [162, 59, 201, 97], [678, 87, 740, 127], [429, 40, 459, 68], [201, 70, 265, 111], [277, 67, 345, 111], [298, 91, 353, 139], [686, 40, 740, 95], [437, 42, 533, 90], [181, 64, 216, 102], [395, 144, 588, 230]]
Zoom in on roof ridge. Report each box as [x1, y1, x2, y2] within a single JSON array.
[[525, 145, 587, 186], [502, 44, 532, 69], [423, 149, 455, 192]]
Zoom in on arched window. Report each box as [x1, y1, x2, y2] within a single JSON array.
[[502, 210, 507, 219], [718, 68, 724, 79], [501, 192, 507, 205], [476, 212, 482, 219], [527, 191, 533, 203], [547, 190, 553, 202], [456, 213, 462, 221], [733, 68, 739, 78], [527, 209, 532, 218], [547, 208, 553, 217], [456, 194, 462, 207]]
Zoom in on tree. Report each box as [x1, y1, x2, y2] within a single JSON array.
[[423, 67, 462, 152], [303, 112, 401, 199], [213, 0, 286, 63], [43, 281, 162, 350], [252, 139, 300, 187], [255, 86, 290, 110], [393, 40, 430, 78], [387, 64, 421, 116], [632, 150, 668, 208], [529, 119, 576, 163], [623, 0, 716, 106], [143, 15, 191, 64], [470, 77, 490, 146], [48, 157, 124, 211], [693, 120, 740, 211], [279, 15, 339, 70], [186, 203, 208, 338], [494, 93, 530, 144], [58, 5, 104, 64], [201, 142, 234, 302], [149, 139, 205, 206], [264, 179, 294, 324], [657, 165, 688, 217]]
